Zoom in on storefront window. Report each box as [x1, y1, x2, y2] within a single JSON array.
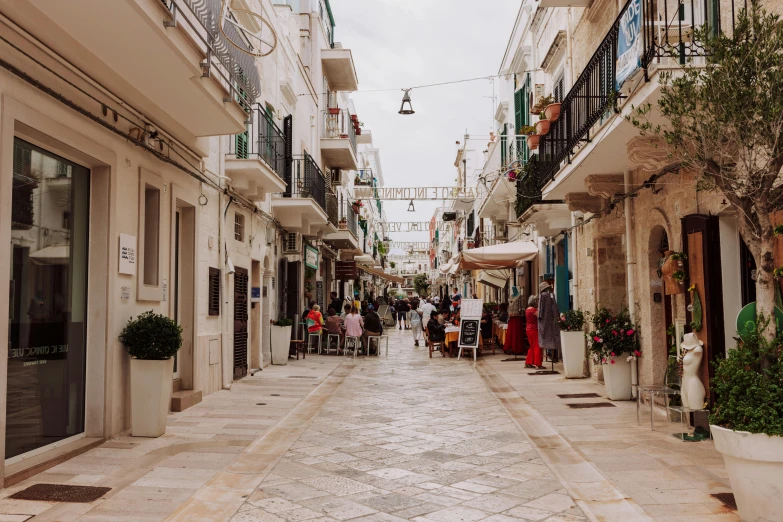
[[7, 138, 89, 459]]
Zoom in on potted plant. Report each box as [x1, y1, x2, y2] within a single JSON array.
[[672, 270, 686, 285], [328, 107, 340, 115], [518, 125, 539, 150], [545, 100, 562, 122], [338, 217, 348, 230], [350, 114, 358, 123], [120, 311, 182, 437], [531, 95, 553, 115], [351, 200, 363, 214], [270, 317, 293, 365], [710, 316, 783, 522], [535, 112, 550, 135], [586, 309, 640, 400], [559, 309, 589, 378], [670, 251, 687, 266]]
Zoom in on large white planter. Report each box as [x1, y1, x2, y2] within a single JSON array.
[[602, 356, 632, 400], [270, 325, 292, 365], [130, 358, 174, 437], [711, 425, 783, 522], [560, 331, 586, 379]]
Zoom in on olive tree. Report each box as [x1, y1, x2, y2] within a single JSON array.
[[628, 3, 783, 337]]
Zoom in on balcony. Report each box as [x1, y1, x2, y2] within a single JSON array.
[[271, 153, 329, 236], [324, 198, 361, 254], [12, 0, 261, 142], [321, 110, 358, 170], [537, 0, 737, 199], [353, 169, 374, 186], [321, 44, 359, 92], [226, 106, 288, 201]]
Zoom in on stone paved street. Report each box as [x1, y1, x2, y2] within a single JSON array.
[[229, 331, 587, 522]]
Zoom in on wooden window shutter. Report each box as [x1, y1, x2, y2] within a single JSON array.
[[208, 267, 220, 316], [235, 132, 249, 160]]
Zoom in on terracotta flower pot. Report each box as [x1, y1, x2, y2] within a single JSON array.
[[535, 120, 550, 135], [351, 114, 358, 122], [545, 103, 562, 122], [527, 134, 540, 150], [328, 107, 340, 115]]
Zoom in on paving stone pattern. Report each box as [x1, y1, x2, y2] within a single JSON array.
[[234, 331, 587, 522]]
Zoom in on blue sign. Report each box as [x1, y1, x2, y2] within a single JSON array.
[[616, 0, 643, 90]]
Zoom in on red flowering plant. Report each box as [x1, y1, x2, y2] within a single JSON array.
[[586, 308, 641, 365]]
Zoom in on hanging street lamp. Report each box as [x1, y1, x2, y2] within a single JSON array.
[[399, 89, 415, 115]]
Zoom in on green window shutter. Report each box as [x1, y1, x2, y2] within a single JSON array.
[[264, 106, 274, 159], [236, 132, 248, 160], [514, 88, 524, 131]]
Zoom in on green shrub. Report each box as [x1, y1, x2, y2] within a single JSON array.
[[274, 317, 293, 327], [710, 317, 783, 436], [120, 311, 182, 360], [559, 309, 588, 332]]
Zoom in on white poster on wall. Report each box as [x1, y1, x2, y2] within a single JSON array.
[[119, 233, 137, 275]]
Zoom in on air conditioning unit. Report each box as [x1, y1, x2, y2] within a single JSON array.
[[442, 212, 457, 222], [283, 232, 301, 253]]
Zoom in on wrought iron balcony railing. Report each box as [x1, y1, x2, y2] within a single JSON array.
[[323, 109, 357, 154], [229, 104, 287, 180], [337, 196, 359, 238], [354, 168, 374, 186], [288, 153, 327, 212], [161, 0, 260, 109], [536, 0, 737, 189]]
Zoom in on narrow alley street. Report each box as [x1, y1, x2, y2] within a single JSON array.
[[0, 329, 736, 521]]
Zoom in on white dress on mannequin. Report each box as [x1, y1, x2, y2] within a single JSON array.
[[680, 333, 706, 410]]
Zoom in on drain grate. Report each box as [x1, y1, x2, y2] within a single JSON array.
[[712, 493, 737, 510], [558, 393, 601, 399], [11, 484, 111, 503], [286, 376, 318, 379], [566, 402, 616, 409]]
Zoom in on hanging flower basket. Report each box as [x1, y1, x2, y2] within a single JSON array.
[[338, 219, 348, 230], [545, 103, 562, 122], [535, 120, 550, 135], [351, 114, 358, 122], [328, 107, 340, 115], [356, 128, 362, 136], [527, 134, 541, 150]]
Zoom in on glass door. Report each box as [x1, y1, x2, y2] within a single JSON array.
[[7, 138, 89, 459]]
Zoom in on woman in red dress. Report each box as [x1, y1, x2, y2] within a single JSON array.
[[525, 295, 544, 368]]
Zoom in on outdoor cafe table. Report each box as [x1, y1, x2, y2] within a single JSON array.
[[493, 321, 508, 345]]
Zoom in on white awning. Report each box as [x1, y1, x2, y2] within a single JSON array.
[[439, 255, 460, 274], [477, 270, 508, 290], [459, 241, 538, 270]]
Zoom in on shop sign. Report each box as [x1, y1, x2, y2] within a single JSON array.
[[336, 261, 357, 280], [119, 233, 137, 275], [304, 244, 319, 270], [616, 0, 642, 90]]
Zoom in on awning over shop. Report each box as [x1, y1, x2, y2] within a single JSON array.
[[29, 244, 69, 265], [477, 270, 508, 290], [459, 241, 538, 270], [439, 255, 460, 275], [358, 264, 404, 284]]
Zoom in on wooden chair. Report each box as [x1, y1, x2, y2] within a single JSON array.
[[289, 340, 306, 360], [429, 339, 444, 358]]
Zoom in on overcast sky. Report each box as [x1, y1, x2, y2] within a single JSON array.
[[332, 0, 520, 249]]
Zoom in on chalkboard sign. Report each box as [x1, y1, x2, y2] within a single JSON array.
[[316, 281, 324, 311], [458, 319, 480, 349]]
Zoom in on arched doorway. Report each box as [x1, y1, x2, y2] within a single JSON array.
[[648, 226, 673, 385]]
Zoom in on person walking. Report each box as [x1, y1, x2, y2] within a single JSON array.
[[397, 299, 408, 330], [525, 295, 543, 368], [537, 281, 561, 364], [410, 306, 423, 346]]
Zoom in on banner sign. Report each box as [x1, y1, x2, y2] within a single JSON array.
[[388, 242, 431, 251], [304, 244, 319, 270], [616, 0, 643, 90], [354, 186, 478, 201], [336, 261, 357, 280], [382, 221, 449, 232]]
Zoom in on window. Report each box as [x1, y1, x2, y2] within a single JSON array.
[[500, 124, 508, 168], [553, 72, 565, 103], [138, 169, 164, 301], [143, 184, 160, 285], [515, 73, 531, 163], [234, 212, 245, 242], [208, 267, 220, 316], [235, 131, 249, 160]]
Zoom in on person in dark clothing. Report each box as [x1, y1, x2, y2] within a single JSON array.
[[498, 302, 509, 323], [362, 304, 383, 353], [329, 292, 343, 317], [480, 309, 493, 340], [440, 298, 450, 315], [427, 312, 446, 342]]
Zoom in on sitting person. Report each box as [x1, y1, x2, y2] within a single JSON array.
[[480, 308, 493, 340], [325, 307, 343, 349], [498, 302, 509, 323], [343, 306, 364, 352], [362, 304, 383, 354], [451, 308, 461, 326], [427, 311, 446, 343], [306, 304, 324, 338], [340, 303, 351, 321]]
